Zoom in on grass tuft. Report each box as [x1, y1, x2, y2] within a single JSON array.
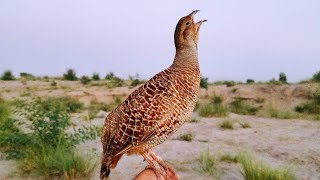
[[199, 150, 218, 176], [239, 121, 252, 128], [269, 108, 299, 119], [220, 119, 234, 129], [198, 96, 228, 117], [230, 99, 260, 115], [235, 153, 296, 180], [179, 132, 194, 142]]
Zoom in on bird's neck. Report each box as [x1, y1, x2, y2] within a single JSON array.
[[171, 47, 199, 69]]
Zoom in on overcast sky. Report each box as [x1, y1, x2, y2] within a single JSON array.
[[0, 1, 319, 82]]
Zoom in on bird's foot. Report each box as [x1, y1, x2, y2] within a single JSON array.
[[142, 150, 179, 180], [149, 152, 179, 180]]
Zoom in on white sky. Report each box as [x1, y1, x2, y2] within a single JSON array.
[[0, 0, 319, 82]]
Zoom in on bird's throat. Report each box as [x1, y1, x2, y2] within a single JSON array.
[[172, 47, 199, 69]]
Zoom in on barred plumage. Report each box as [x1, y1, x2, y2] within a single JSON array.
[[101, 10, 206, 180]]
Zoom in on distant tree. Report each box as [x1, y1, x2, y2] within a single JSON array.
[[312, 71, 320, 82], [1, 70, 15, 81], [63, 69, 78, 81], [246, 79, 255, 84], [92, 72, 100, 81], [200, 76, 209, 90], [279, 72, 287, 83], [105, 72, 115, 80], [80, 75, 91, 85]]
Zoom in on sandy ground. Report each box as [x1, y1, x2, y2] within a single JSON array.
[[1, 81, 320, 179]]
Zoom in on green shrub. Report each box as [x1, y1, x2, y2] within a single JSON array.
[[20, 72, 35, 80], [246, 79, 255, 84], [179, 132, 194, 142], [225, 81, 236, 87], [30, 96, 84, 114], [230, 99, 259, 115], [268, 78, 283, 85], [63, 69, 78, 81], [269, 108, 299, 119], [50, 80, 57, 86], [199, 150, 218, 176], [212, 95, 223, 104], [235, 153, 296, 180], [0, 100, 32, 159], [200, 76, 209, 89], [21, 144, 98, 179], [130, 79, 143, 88], [295, 89, 320, 114], [16, 98, 99, 178], [106, 76, 124, 88], [279, 72, 287, 83], [80, 75, 91, 85], [89, 96, 122, 113], [312, 71, 320, 82], [198, 103, 228, 117], [92, 72, 100, 81], [240, 121, 252, 128], [1, 70, 15, 80], [220, 119, 234, 129], [198, 95, 228, 117]]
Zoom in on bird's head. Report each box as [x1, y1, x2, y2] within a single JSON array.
[[174, 10, 207, 50]]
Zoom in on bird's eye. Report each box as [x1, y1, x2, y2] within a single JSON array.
[[186, 22, 191, 26]]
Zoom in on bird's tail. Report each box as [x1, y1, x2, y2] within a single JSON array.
[[100, 163, 111, 180]]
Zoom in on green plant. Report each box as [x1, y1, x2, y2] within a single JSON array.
[[240, 121, 251, 128], [63, 69, 78, 81], [295, 88, 320, 114], [89, 96, 122, 113], [21, 140, 98, 179], [92, 72, 100, 81], [14, 98, 100, 178], [20, 72, 35, 80], [235, 153, 296, 180], [198, 103, 228, 117], [212, 95, 223, 104], [230, 99, 260, 115], [200, 76, 209, 89], [50, 80, 57, 86], [105, 72, 115, 80], [0, 100, 31, 159], [198, 96, 228, 117], [179, 132, 194, 142], [80, 75, 91, 85], [269, 78, 283, 85], [246, 79, 255, 84], [312, 71, 320, 82], [1, 70, 15, 80], [269, 108, 299, 119], [220, 119, 234, 129], [225, 81, 236, 87], [279, 72, 287, 83], [199, 150, 218, 176]]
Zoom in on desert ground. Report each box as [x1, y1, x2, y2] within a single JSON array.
[[0, 80, 319, 180]]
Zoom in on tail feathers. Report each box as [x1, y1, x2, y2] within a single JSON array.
[[100, 163, 111, 180]]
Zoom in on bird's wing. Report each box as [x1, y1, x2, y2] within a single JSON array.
[[102, 69, 179, 155]]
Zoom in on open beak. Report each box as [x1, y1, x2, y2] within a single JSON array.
[[188, 10, 207, 30], [188, 10, 200, 19]]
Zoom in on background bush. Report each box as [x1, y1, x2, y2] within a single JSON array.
[[1, 70, 16, 81], [63, 69, 78, 81]]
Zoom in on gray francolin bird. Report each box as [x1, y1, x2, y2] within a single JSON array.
[[101, 10, 206, 180]]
